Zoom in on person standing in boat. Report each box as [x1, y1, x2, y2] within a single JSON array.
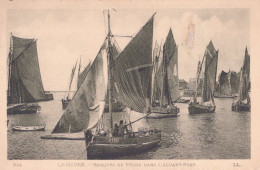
[[113, 123, 119, 137], [118, 120, 124, 136]]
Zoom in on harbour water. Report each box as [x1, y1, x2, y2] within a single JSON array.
[[7, 92, 250, 160]]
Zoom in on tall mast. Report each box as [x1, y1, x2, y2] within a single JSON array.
[[7, 33, 12, 101], [78, 56, 81, 81], [107, 10, 113, 130], [159, 45, 165, 108]]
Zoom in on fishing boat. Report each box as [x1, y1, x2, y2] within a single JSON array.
[[175, 98, 190, 103], [12, 125, 45, 131], [61, 61, 77, 109], [7, 103, 40, 114], [149, 29, 180, 118], [7, 34, 48, 114], [44, 91, 54, 101], [232, 48, 250, 111], [188, 41, 218, 114], [44, 11, 161, 159], [214, 70, 238, 98]]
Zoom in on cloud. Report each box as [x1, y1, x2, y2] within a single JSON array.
[[7, 9, 249, 90], [153, 11, 249, 82]]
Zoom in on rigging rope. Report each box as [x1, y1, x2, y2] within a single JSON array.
[[125, 112, 152, 126]]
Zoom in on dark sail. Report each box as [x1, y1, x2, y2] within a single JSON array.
[[8, 35, 46, 104], [238, 47, 250, 103], [113, 16, 154, 113], [230, 71, 240, 94], [202, 41, 218, 103], [154, 29, 179, 105], [217, 70, 239, 96], [243, 47, 250, 92], [52, 41, 108, 133], [165, 29, 180, 102], [218, 70, 232, 96]]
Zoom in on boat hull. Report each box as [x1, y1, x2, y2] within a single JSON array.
[[44, 93, 54, 101], [86, 132, 161, 159], [188, 102, 215, 114], [176, 99, 190, 103], [41, 133, 84, 140], [214, 94, 237, 98], [12, 126, 45, 131], [36, 92, 54, 102], [7, 103, 39, 114], [232, 102, 250, 111], [61, 99, 70, 109], [148, 106, 179, 118]]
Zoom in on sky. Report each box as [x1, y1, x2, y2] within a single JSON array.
[[7, 9, 250, 91]]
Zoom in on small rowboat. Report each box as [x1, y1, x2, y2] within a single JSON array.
[[12, 126, 45, 131]]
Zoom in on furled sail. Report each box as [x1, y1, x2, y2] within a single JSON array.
[[8, 35, 46, 104], [52, 41, 108, 133], [202, 41, 218, 103], [113, 15, 154, 113]]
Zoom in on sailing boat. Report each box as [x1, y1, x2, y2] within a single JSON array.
[[47, 11, 161, 159], [214, 70, 238, 98], [7, 34, 47, 114], [149, 29, 180, 118], [61, 61, 77, 109], [103, 42, 126, 113], [232, 47, 250, 111], [188, 40, 218, 114], [77, 54, 125, 113]]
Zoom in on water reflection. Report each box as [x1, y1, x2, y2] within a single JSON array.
[[7, 92, 250, 160]]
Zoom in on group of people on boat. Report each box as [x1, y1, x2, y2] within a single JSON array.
[[113, 120, 129, 137], [62, 96, 71, 102]]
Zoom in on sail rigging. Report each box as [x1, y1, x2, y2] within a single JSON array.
[[152, 29, 179, 106], [8, 35, 46, 104], [52, 41, 108, 133], [65, 62, 77, 99], [77, 60, 92, 90], [112, 15, 155, 113], [151, 41, 161, 102], [201, 41, 218, 103], [52, 12, 156, 133], [238, 47, 250, 103], [165, 29, 180, 103]]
